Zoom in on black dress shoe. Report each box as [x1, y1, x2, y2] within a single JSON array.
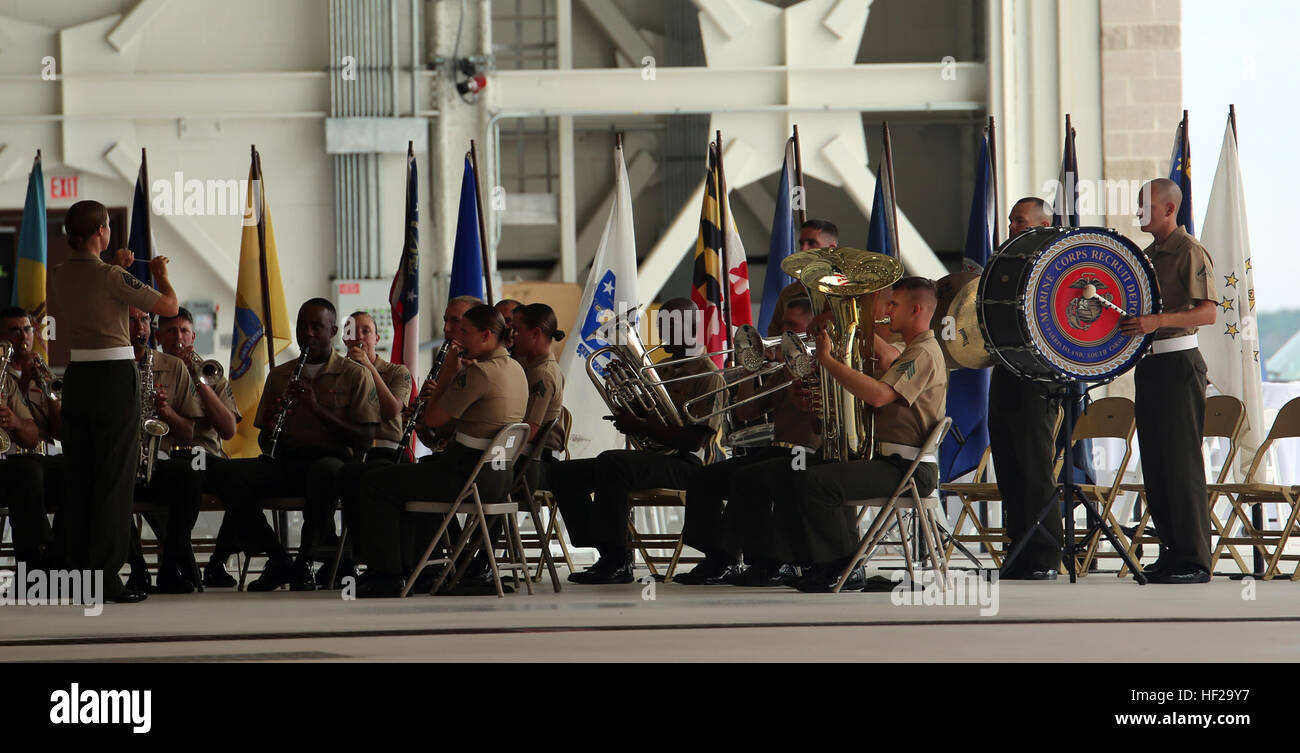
[[156, 563, 196, 594], [671, 558, 738, 585], [126, 570, 152, 594], [203, 561, 238, 588], [567, 559, 634, 585], [796, 565, 866, 593], [246, 557, 297, 592], [439, 570, 516, 595], [105, 586, 149, 604], [1149, 566, 1210, 584], [1001, 567, 1059, 581], [726, 563, 797, 587], [1132, 558, 1171, 582], [317, 560, 358, 590], [356, 571, 406, 598]]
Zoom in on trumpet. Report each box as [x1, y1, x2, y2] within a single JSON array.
[[185, 349, 224, 386], [260, 349, 310, 462], [31, 353, 62, 402], [0, 343, 13, 454], [137, 349, 170, 487]]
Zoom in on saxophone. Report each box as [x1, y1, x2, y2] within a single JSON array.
[[137, 349, 170, 487]]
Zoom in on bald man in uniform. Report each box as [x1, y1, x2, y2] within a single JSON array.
[[744, 277, 948, 592], [1120, 178, 1218, 584], [992, 197, 1064, 580], [124, 307, 207, 593], [766, 219, 840, 337], [207, 298, 380, 591]]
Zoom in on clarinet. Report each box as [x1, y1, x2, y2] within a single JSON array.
[[395, 341, 451, 463], [260, 349, 311, 462]]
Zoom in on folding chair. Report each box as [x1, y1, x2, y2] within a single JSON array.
[[401, 423, 533, 598], [1063, 397, 1137, 574], [517, 407, 579, 579], [1208, 396, 1300, 580], [236, 497, 308, 590], [507, 418, 562, 592], [625, 437, 725, 582], [835, 418, 952, 593], [940, 406, 1063, 568], [1117, 395, 1251, 576]]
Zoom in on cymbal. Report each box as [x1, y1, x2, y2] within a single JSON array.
[[932, 272, 992, 370]]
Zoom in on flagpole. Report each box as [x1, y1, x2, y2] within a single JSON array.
[[882, 121, 901, 262], [792, 125, 807, 225], [468, 140, 494, 303], [141, 148, 153, 283], [988, 116, 1000, 248], [252, 145, 276, 370], [1229, 103, 1237, 141], [716, 131, 734, 365]]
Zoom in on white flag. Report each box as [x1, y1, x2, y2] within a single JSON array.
[[559, 144, 640, 459], [1198, 116, 1265, 479]]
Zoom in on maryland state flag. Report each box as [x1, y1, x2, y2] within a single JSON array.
[[223, 147, 293, 458], [14, 152, 47, 358], [691, 142, 750, 367]]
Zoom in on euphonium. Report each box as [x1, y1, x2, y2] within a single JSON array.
[[780, 247, 903, 462], [584, 309, 684, 452], [0, 343, 13, 454], [137, 349, 170, 487], [261, 349, 311, 462]]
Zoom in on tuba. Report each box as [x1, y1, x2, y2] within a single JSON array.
[[780, 247, 903, 462], [584, 309, 685, 452], [137, 349, 170, 487]]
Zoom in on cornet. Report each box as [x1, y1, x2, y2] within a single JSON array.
[[185, 349, 225, 386]]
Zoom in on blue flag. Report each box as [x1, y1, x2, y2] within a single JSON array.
[[449, 156, 485, 301], [1168, 115, 1194, 235], [758, 138, 797, 334], [866, 152, 897, 257], [941, 133, 994, 482], [14, 152, 47, 357], [126, 155, 153, 286]]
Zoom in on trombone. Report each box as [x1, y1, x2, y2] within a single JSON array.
[[678, 327, 814, 423]]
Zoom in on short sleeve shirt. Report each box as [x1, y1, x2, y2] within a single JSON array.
[[193, 372, 241, 459], [875, 330, 948, 448], [438, 346, 527, 440], [1, 370, 34, 457], [6, 366, 54, 444], [766, 371, 822, 449], [1142, 226, 1218, 340], [255, 349, 381, 458], [49, 255, 163, 350], [520, 351, 566, 451], [371, 356, 414, 444], [656, 355, 725, 436], [143, 351, 204, 454]]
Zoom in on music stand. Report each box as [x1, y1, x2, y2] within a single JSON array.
[[999, 378, 1148, 585]]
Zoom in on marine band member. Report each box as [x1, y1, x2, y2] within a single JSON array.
[[765, 219, 840, 337], [511, 302, 568, 491]]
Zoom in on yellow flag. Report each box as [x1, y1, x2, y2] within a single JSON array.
[[15, 153, 47, 359], [222, 149, 292, 458]]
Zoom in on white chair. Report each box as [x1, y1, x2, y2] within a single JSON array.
[[834, 418, 952, 593]]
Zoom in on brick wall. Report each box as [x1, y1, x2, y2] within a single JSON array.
[[1100, 0, 1183, 232]]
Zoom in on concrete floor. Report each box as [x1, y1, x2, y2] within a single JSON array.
[[2, 566, 1298, 662]]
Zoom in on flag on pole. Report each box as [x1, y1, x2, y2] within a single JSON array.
[[1052, 115, 1080, 228], [450, 156, 486, 301], [126, 149, 155, 287], [720, 170, 752, 332], [14, 152, 47, 358], [866, 139, 898, 257], [389, 143, 420, 450], [560, 142, 640, 458], [941, 131, 995, 482], [758, 137, 798, 335], [1199, 112, 1265, 479], [1168, 111, 1195, 235], [692, 142, 729, 367], [224, 148, 292, 459]]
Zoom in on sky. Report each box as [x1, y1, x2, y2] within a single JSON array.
[[1183, 0, 1299, 314]]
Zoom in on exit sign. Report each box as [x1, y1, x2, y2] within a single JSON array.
[[49, 176, 79, 199]]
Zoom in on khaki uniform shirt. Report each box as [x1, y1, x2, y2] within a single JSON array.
[[520, 351, 566, 451], [193, 372, 241, 459], [142, 351, 204, 455], [255, 349, 381, 459], [1, 370, 34, 456], [745, 370, 821, 449], [875, 330, 948, 449], [656, 355, 725, 457], [369, 356, 414, 445], [49, 255, 163, 351], [6, 365, 55, 445], [1143, 226, 1218, 340], [438, 346, 527, 440]]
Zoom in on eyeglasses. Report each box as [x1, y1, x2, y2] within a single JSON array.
[[5, 326, 34, 335]]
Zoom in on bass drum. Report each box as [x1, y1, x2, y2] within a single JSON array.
[[978, 226, 1161, 384]]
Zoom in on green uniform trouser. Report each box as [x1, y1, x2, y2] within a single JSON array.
[[61, 359, 140, 598], [1134, 348, 1210, 571], [989, 365, 1063, 572]]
